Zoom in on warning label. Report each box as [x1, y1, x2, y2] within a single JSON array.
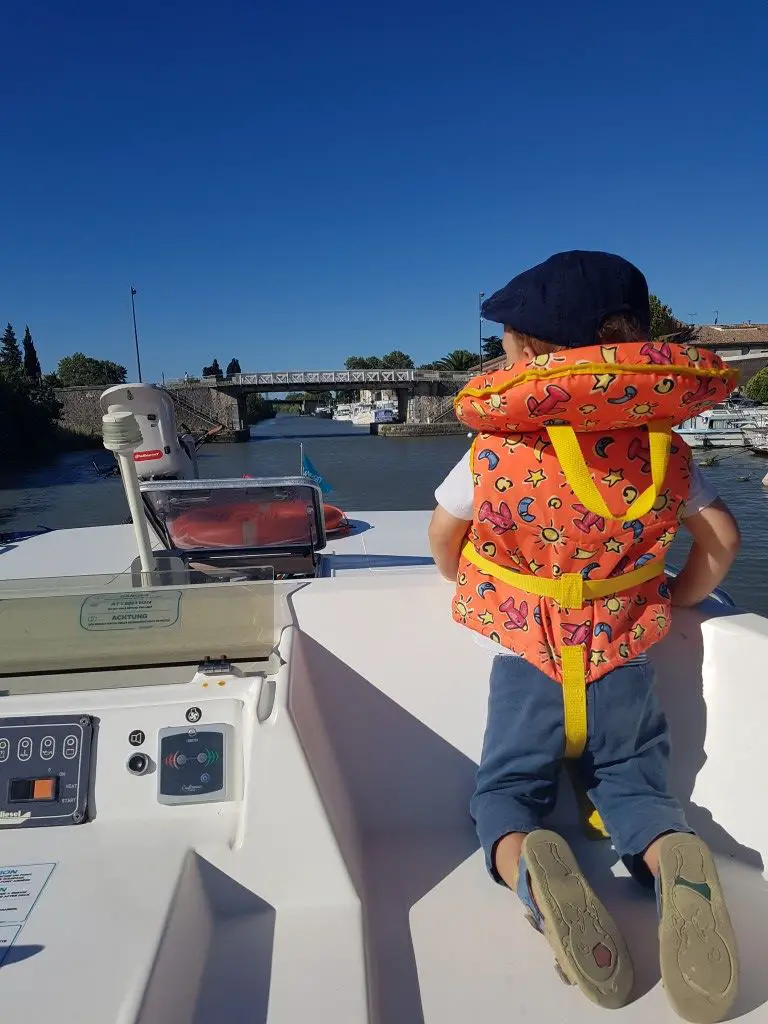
[[80, 591, 181, 631], [0, 863, 55, 967]]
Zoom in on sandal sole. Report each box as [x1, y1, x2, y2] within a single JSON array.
[[522, 829, 634, 1008], [657, 833, 739, 1023]]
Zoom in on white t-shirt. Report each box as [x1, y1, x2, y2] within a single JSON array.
[[435, 450, 717, 523], [435, 451, 717, 656]]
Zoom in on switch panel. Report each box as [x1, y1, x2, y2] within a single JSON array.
[[157, 724, 234, 805], [0, 714, 93, 828]]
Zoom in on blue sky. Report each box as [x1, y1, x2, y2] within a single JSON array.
[[1, 0, 766, 383]]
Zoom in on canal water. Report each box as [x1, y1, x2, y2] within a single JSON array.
[[2, 416, 768, 614]]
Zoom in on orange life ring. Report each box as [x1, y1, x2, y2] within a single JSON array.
[[168, 500, 349, 549]]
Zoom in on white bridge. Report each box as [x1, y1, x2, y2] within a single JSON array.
[[167, 369, 473, 390]]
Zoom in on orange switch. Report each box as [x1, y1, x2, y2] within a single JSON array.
[[33, 778, 56, 800]]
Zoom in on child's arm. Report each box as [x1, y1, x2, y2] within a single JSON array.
[[669, 498, 741, 607], [428, 505, 471, 581]]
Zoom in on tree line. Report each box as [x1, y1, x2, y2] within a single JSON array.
[[0, 324, 61, 461]]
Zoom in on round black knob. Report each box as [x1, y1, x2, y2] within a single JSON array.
[[127, 752, 150, 776]]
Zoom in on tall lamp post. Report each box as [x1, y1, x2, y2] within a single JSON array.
[[130, 286, 143, 383], [479, 291, 485, 371]]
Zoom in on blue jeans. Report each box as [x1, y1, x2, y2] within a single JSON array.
[[470, 655, 691, 886]]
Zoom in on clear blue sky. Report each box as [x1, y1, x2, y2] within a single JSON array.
[[2, 0, 766, 383]]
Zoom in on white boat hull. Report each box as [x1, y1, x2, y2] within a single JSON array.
[[676, 429, 746, 448]]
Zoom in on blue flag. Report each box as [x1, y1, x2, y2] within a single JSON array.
[[301, 453, 332, 495]]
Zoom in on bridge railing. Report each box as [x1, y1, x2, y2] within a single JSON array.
[[164, 369, 474, 387]]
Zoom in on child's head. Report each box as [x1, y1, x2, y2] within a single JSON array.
[[483, 251, 651, 364]]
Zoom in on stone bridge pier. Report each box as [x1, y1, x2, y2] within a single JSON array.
[[402, 380, 466, 424]]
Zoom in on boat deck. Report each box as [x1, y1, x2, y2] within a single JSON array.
[[0, 516, 766, 1022]]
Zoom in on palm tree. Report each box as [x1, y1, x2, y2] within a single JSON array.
[[436, 349, 477, 372]]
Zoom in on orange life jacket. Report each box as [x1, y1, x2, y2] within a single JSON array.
[[453, 340, 737, 760]]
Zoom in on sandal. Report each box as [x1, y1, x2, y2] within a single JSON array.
[[518, 829, 634, 1008], [656, 833, 739, 1023]]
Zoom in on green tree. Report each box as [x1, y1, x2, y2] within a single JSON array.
[[380, 350, 414, 369], [649, 295, 696, 343], [345, 355, 383, 369], [482, 335, 504, 360], [56, 353, 127, 387], [437, 349, 477, 371], [744, 367, 768, 404], [0, 323, 22, 371], [226, 357, 241, 375], [202, 359, 222, 378], [22, 326, 42, 381], [245, 393, 276, 423]]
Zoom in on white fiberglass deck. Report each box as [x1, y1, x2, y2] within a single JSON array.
[[0, 514, 766, 1023]]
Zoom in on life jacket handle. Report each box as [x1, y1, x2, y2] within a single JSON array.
[[546, 421, 671, 522]]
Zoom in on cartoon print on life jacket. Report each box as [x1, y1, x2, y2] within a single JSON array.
[[501, 433, 524, 450], [573, 546, 599, 559], [478, 500, 516, 534], [532, 435, 552, 461], [594, 435, 615, 458], [524, 468, 547, 488], [602, 468, 624, 487], [499, 596, 529, 631], [623, 519, 644, 541], [526, 384, 570, 418], [476, 448, 499, 471], [682, 377, 718, 406], [454, 340, 737, 684], [602, 595, 629, 617], [607, 385, 638, 405], [562, 622, 591, 646], [630, 401, 657, 418], [640, 341, 673, 364], [517, 497, 536, 523], [572, 505, 606, 534], [536, 523, 567, 552], [591, 373, 616, 393], [652, 489, 671, 514]]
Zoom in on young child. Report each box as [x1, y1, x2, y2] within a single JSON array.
[[428, 251, 741, 1022]]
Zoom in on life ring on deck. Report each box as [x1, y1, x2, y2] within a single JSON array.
[[168, 500, 350, 549]]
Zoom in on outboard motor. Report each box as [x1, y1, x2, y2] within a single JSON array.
[[100, 383, 197, 480]]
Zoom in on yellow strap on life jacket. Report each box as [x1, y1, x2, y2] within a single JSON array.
[[461, 542, 665, 610], [461, 541, 665, 760], [545, 421, 671, 522]]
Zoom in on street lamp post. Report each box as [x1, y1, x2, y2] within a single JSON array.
[[479, 291, 485, 371], [130, 286, 143, 383]]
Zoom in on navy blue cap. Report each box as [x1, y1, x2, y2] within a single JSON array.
[[481, 250, 650, 348]]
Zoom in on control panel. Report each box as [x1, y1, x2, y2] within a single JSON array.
[[157, 724, 233, 805], [0, 715, 94, 828]]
